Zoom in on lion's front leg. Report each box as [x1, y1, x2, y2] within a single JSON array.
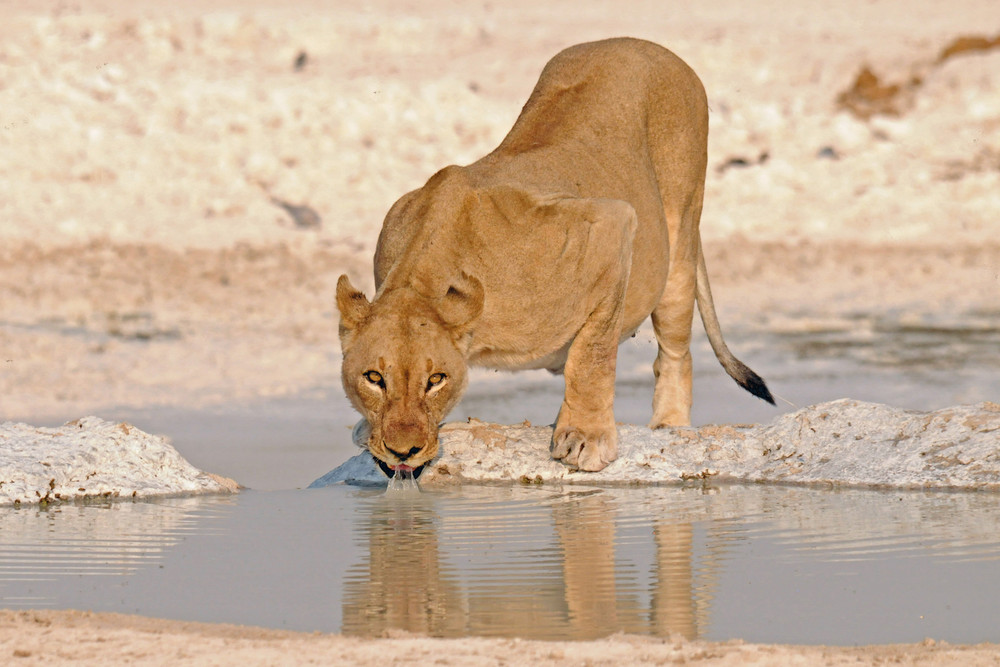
[[549, 200, 636, 472], [551, 292, 623, 471], [552, 406, 618, 471]]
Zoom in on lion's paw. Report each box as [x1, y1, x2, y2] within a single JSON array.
[[551, 425, 618, 472]]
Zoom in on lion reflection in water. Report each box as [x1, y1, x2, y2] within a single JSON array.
[[341, 491, 720, 640]]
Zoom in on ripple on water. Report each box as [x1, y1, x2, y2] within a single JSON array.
[[2, 485, 1000, 644], [0, 496, 233, 595]]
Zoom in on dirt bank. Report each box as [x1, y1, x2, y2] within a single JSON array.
[[4, 610, 1000, 666]]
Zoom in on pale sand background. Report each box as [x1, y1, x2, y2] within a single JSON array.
[[2, 0, 999, 662]]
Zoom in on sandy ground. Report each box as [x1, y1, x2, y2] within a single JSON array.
[[3, 0, 999, 422], [4, 610, 1000, 667], [2, 0, 1000, 662]]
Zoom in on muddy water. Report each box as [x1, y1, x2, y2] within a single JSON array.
[[2, 484, 1000, 644], [3, 323, 999, 643]]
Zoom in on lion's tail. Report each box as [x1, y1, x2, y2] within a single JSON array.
[[695, 243, 775, 405]]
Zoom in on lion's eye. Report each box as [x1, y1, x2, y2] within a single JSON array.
[[426, 372, 446, 391], [363, 370, 385, 388]]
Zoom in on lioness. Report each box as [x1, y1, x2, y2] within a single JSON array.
[[337, 37, 774, 476]]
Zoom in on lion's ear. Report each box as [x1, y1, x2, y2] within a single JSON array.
[[336, 275, 372, 334], [436, 272, 484, 336]]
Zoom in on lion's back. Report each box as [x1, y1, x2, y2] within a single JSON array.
[[495, 38, 706, 156]]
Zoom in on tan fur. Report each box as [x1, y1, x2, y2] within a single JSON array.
[[337, 38, 771, 474]]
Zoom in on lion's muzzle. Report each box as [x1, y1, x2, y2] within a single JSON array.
[[370, 413, 438, 478], [372, 454, 426, 480]]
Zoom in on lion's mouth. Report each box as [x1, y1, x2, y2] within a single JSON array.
[[373, 455, 426, 480]]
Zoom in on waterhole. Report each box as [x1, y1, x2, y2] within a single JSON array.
[[1, 484, 999, 644], [4, 322, 999, 644]]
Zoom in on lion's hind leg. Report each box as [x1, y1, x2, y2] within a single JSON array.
[[649, 262, 697, 428], [649, 201, 701, 429]]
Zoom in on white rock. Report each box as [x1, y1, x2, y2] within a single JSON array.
[[0, 417, 238, 507], [313, 400, 1000, 490]]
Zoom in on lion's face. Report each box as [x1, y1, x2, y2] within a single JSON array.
[[336, 275, 481, 477]]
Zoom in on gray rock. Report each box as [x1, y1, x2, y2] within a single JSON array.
[[1, 417, 238, 506], [312, 400, 1000, 490]]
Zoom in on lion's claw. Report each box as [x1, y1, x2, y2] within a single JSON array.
[[551, 425, 617, 472]]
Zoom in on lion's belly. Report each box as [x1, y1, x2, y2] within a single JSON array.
[[465, 286, 652, 373], [467, 320, 646, 373], [467, 342, 571, 372]]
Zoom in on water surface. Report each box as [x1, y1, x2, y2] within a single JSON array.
[[6, 320, 1000, 644], [2, 484, 999, 645]]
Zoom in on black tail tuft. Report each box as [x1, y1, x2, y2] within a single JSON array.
[[730, 360, 776, 406]]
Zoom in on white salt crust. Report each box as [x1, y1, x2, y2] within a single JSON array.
[[0, 417, 238, 507], [313, 400, 1000, 490]]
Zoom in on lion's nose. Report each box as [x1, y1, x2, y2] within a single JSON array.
[[386, 444, 423, 461]]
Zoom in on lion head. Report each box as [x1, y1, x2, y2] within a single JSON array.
[[335, 273, 483, 477]]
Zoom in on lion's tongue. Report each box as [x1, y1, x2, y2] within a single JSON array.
[[392, 464, 416, 473]]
